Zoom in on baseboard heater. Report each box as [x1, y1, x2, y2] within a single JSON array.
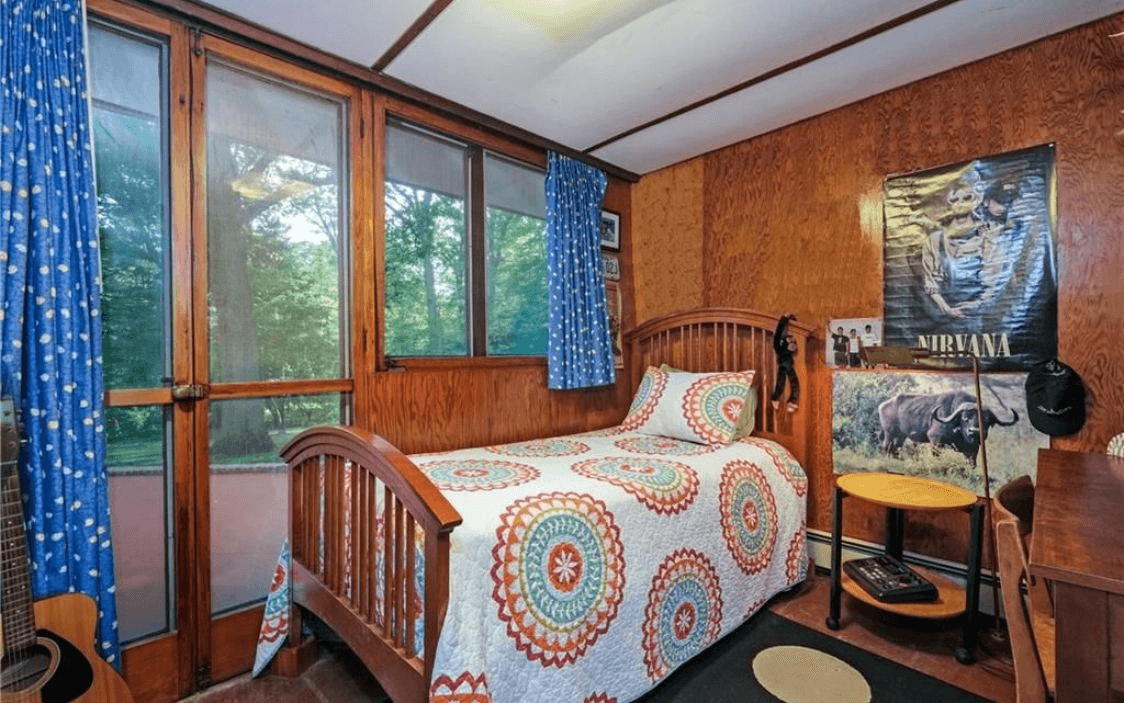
[[805, 528, 1000, 617]]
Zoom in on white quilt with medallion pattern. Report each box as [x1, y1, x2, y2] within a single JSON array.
[[409, 427, 808, 703]]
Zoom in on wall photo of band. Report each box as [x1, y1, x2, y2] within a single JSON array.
[[827, 317, 882, 368]]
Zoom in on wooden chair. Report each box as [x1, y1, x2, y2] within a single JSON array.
[[993, 475, 1055, 703]]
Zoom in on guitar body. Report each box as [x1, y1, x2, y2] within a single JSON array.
[[0, 593, 134, 703]]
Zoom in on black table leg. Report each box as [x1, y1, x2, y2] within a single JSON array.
[[956, 501, 985, 664], [826, 485, 845, 630], [885, 507, 904, 561]]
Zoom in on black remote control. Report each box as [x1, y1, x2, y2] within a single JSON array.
[[843, 555, 938, 603]]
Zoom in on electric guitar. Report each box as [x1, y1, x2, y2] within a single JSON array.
[[1, 397, 135, 703]]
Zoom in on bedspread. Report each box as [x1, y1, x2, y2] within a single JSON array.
[[411, 428, 808, 703]]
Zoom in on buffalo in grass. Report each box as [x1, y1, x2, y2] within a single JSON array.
[[876, 389, 1018, 467]]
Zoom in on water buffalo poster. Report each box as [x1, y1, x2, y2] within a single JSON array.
[[882, 144, 1057, 371], [832, 370, 1047, 495]]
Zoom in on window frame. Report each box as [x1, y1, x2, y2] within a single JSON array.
[[379, 99, 548, 366]]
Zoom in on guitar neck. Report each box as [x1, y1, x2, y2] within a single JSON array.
[[1, 397, 37, 654]]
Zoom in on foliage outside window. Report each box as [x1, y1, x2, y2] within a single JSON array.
[[91, 24, 169, 395], [384, 120, 547, 357]]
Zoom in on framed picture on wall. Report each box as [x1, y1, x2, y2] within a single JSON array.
[[599, 210, 621, 251], [605, 280, 624, 368], [827, 317, 882, 368], [602, 253, 620, 281]]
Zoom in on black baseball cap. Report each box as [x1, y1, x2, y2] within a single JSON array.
[[1025, 359, 1086, 436]]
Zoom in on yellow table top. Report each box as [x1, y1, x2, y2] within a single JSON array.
[[835, 472, 978, 510]]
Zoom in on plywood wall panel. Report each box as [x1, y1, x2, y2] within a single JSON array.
[[702, 106, 884, 321], [1044, 24, 1124, 457], [630, 160, 705, 321], [367, 365, 630, 455], [633, 14, 1124, 561]]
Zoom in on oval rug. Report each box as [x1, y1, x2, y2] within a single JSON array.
[[752, 645, 872, 703]]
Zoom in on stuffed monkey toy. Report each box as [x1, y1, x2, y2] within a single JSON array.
[[771, 313, 799, 412]]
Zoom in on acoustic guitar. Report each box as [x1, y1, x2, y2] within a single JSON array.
[[1, 397, 135, 703]]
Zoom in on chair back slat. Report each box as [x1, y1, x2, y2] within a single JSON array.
[[994, 476, 1055, 703]]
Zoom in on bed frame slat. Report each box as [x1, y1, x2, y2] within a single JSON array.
[[383, 485, 393, 640]]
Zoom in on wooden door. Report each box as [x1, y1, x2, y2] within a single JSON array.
[[87, 4, 370, 699]]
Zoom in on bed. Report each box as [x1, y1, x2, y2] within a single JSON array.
[[280, 307, 814, 703]]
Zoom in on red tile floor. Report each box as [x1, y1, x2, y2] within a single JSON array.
[[182, 570, 1016, 703]]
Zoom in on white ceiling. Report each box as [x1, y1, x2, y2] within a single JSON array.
[[204, 0, 1124, 176]]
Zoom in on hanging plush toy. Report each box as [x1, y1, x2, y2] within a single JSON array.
[[771, 313, 799, 412]]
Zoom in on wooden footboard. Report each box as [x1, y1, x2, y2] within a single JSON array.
[[281, 426, 462, 703]]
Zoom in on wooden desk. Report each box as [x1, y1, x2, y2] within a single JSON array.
[[1028, 448, 1124, 703]]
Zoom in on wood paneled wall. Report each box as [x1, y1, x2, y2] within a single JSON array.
[[631, 160, 706, 321], [366, 177, 635, 454], [632, 14, 1124, 560]]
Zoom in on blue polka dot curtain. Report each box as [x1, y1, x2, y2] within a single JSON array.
[[0, 1, 120, 666], [545, 152, 615, 389]]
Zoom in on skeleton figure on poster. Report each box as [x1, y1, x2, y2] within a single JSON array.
[[919, 170, 1020, 326]]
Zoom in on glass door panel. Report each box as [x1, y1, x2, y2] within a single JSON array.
[[89, 21, 175, 645], [208, 393, 342, 613], [106, 406, 173, 641], [204, 62, 345, 385], [91, 26, 169, 389], [204, 59, 348, 614]]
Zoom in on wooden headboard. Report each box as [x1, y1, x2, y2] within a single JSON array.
[[624, 307, 815, 469]]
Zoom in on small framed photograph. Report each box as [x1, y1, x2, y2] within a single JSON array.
[[599, 210, 621, 251], [602, 253, 620, 281], [827, 317, 882, 368]]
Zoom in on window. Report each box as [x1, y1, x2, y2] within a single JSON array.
[[90, 20, 175, 643], [206, 61, 347, 384], [484, 155, 549, 355], [383, 119, 547, 357]]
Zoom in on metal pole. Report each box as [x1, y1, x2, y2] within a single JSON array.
[[971, 355, 1002, 635]]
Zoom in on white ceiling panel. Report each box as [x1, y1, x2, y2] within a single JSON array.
[[194, 0, 1124, 176], [202, 0, 436, 66], [384, 0, 940, 148], [591, 0, 1124, 173]]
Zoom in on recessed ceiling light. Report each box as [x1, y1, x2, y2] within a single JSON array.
[[484, 0, 673, 42]]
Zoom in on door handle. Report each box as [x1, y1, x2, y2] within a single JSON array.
[[171, 384, 208, 401]]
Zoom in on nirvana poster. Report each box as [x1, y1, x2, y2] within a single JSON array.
[[882, 145, 1057, 370]]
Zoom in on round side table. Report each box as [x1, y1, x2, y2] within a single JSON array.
[[825, 472, 985, 665]]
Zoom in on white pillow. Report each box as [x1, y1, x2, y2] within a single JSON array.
[[661, 364, 757, 438], [621, 366, 756, 445]]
